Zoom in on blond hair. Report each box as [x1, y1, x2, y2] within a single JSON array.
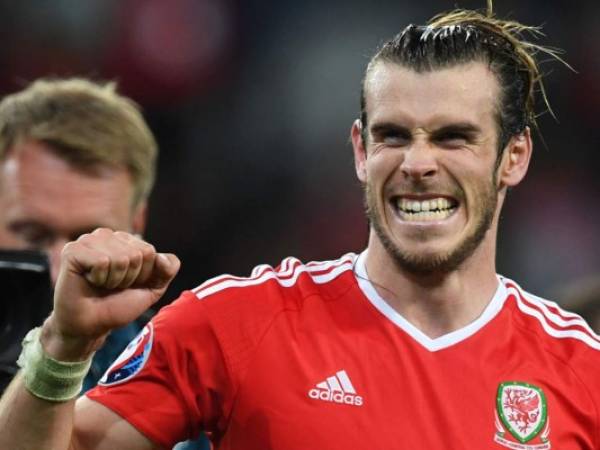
[[0, 78, 157, 206]]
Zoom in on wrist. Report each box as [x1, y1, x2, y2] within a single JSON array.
[[17, 327, 94, 402], [40, 317, 106, 362]]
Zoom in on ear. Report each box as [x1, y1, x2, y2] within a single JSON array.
[[497, 127, 532, 188], [131, 200, 148, 236], [351, 119, 367, 183]]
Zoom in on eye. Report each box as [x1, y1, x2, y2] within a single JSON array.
[[21, 230, 53, 248], [434, 132, 469, 148], [382, 133, 411, 147], [372, 130, 411, 147], [8, 224, 54, 249]]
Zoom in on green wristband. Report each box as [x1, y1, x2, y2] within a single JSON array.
[[16, 327, 93, 402]]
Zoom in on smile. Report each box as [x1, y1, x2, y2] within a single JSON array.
[[394, 197, 458, 222]]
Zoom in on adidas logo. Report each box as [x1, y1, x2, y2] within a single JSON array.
[[308, 370, 363, 406]]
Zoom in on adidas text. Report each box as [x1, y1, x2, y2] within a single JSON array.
[[308, 388, 363, 406]]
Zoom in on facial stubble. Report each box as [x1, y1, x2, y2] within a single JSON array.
[[364, 173, 498, 275]]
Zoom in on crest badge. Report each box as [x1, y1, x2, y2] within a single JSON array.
[[494, 381, 551, 449], [99, 323, 154, 386]]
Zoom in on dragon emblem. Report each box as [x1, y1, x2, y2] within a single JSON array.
[[496, 382, 548, 444], [503, 388, 540, 433]]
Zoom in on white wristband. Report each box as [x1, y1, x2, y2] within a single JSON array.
[[16, 327, 93, 402]]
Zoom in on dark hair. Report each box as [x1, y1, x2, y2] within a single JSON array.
[[360, 6, 567, 152]]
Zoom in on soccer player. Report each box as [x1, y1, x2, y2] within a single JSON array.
[[1, 5, 599, 450]]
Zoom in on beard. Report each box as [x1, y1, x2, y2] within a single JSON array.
[[364, 175, 498, 276]]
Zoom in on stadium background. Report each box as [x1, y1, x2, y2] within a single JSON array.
[[0, 0, 597, 308]]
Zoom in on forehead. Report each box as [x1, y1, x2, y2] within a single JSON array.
[[0, 139, 134, 232], [364, 61, 500, 129]]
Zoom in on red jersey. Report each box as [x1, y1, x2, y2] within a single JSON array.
[[87, 252, 600, 449]]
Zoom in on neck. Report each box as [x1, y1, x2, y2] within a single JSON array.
[[363, 231, 499, 339]]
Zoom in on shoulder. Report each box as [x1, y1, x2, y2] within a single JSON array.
[[155, 252, 358, 341], [192, 252, 358, 307], [501, 276, 600, 372], [501, 277, 600, 437], [153, 253, 359, 384]]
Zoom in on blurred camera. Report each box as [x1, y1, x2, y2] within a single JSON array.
[[0, 250, 52, 393]]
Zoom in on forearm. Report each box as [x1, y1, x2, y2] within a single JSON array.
[[0, 322, 95, 450], [0, 230, 180, 450], [0, 372, 78, 450]]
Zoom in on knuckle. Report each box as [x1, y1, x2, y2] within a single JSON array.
[[96, 255, 111, 269], [113, 256, 130, 271], [77, 233, 94, 245], [61, 241, 76, 256], [76, 232, 91, 242], [130, 250, 144, 266], [141, 243, 156, 259], [114, 230, 133, 240], [92, 227, 114, 237]]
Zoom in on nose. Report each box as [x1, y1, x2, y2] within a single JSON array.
[[399, 142, 438, 181], [47, 238, 70, 285]]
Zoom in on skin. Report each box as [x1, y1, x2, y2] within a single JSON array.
[[0, 228, 179, 450], [0, 61, 532, 450], [351, 61, 532, 338], [0, 139, 147, 283]]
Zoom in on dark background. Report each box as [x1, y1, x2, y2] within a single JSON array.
[[0, 0, 597, 307]]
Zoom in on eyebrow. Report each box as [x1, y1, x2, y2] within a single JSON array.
[[369, 122, 412, 137], [369, 121, 482, 137], [431, 123, 482, 136], [9, 220, 110, 241]]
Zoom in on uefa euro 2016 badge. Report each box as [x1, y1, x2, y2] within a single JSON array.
[[99, 323, 154, 386], [494, 382, 551, 449]]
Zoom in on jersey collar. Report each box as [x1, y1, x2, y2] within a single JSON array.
[[353, 250, 507, 352]]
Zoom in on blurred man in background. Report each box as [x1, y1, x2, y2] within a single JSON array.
[[0, 78, 156, 391], [0, 78, 208, 450]]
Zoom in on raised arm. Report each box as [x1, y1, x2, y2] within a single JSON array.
[[0, 228, 179, 450]]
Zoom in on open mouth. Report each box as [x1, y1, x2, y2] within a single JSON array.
[[394, 197, 459, 222]]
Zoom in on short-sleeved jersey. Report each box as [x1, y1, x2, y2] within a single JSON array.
[[87, 252, 600, 449]]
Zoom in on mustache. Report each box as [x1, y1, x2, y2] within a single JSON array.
[[381, 180, 464, 201]]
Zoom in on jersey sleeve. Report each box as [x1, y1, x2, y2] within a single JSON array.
[[86, 291, 233, 448]]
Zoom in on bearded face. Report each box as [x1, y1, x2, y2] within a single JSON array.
[[354, 62, 514, 277], [363, 170, 498, 275]]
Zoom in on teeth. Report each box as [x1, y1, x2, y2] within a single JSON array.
[[402, 209, 453, 221], [397, 197, 454, 213], [395, 197, 456, 221]]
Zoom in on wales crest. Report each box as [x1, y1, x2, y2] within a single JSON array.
[[494, 382, 551, 449]]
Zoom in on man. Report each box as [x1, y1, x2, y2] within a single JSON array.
[[0, 78, 155, 283], [0, 79, 209, 450], [1, 5, 599, 450], [0, 78, 157, 392]]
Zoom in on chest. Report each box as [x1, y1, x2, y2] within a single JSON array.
[[217, 311, 596, 450]]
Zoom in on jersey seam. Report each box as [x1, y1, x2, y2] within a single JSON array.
[[177, 320, 227, 439], [191, 305, 240, 442], [214, 305, 293, 434], [157, 320, 207, 439], [509, 301, 600, 445]]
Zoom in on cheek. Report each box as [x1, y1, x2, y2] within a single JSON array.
[[451, 157, 497, 199], [464, 172, 499, 219], [0, 223, 26, 248], [365, 151, 401, 187]]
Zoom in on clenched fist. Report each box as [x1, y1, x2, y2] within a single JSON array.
[[41, 228, 180, 361]]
